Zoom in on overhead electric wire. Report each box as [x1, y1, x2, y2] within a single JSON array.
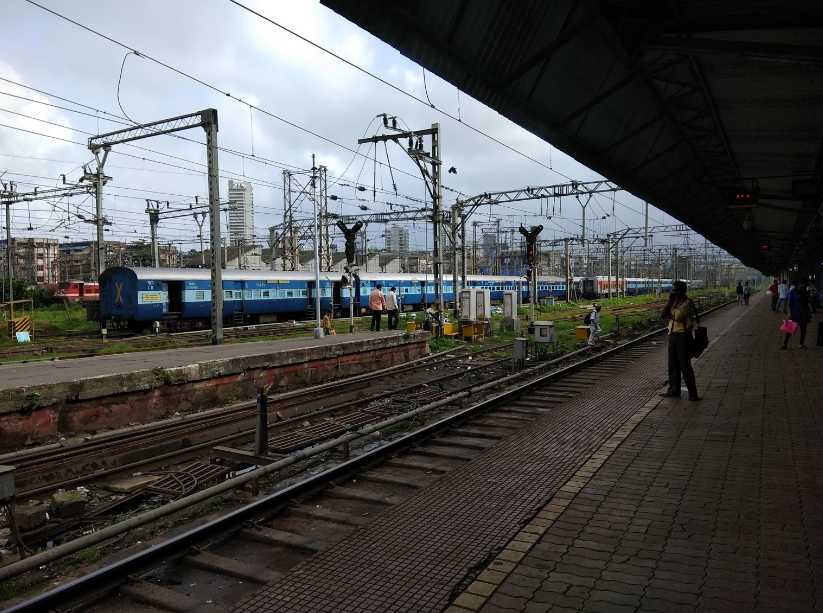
[[0, 80, 430, 206], [23, 0, 462, 196], [227, 0, 572, 182]]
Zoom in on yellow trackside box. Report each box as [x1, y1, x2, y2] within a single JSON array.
[[9, 317, 33, 338], [406, 321, 417, 332], [575, 325, 589, 342]]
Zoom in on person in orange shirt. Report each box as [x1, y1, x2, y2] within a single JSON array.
[[369, 284, 386, 331]]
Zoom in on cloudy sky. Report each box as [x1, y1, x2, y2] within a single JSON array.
[[0, 0, 694, 257]]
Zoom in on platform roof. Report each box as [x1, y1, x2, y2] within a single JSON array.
[[323, 0, 823, 273]]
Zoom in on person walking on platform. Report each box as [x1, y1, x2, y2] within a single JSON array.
[[369, 284, 386, 331], [386, 287, 399, 330], [807, 279, 817, 314], [660, 281, 699, 401], [587, 304, 602, 346], [743, 281, 751, 305], [768, 278, 779, 311], [776, 279, 789, 313], [736, 281, 744, 305], [781, 279, 810, 350]]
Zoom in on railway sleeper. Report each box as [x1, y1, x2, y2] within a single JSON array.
[[433, 435, 495, 450], [323, 485, 404, 506], [448, 426, 508, 440], [286, 505, 369, 528], [385, 457, 452, 474], [356, 471, 430, 489], [412, 444, 475, 462], [182, 550, 280, 584], [120, 579, 200, 613], [239, 526, 322, 553]]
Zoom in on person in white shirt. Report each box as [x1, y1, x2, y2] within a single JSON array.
[[776, 280, 789, 314], [385, 287, 399, 330], [588, 304, 602, 346]]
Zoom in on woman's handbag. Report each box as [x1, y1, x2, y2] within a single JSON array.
[[691, 326, 709, 357], [779, 319, 799, 335]]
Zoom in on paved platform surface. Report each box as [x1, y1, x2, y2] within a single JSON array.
[[234, 300, 767, 613], [0, 330, 404, 390], [468, 297, 823, 613]]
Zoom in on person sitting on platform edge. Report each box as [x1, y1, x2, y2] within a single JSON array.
[[386, 286, 399, 330], [369, 284, 386, 331], [660, 280, 700, 401]]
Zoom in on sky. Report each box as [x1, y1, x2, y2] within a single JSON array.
[[0, 0, 697, 257]]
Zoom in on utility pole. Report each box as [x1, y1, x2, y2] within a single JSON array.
[[564, 238, 571, 302], [460, 211, 467, 289], [673, 246, 678, 281], [607, 236, 613, 299], [472, 221, 478, 274], [145, 200, 161, 267], [311, 154, 322, 338], [203, 113, 224, 344], [361, 223, 368, 272], [3, 190, 12, 314], [450, 203, 459, 315], [357, 122, 443, 313], [495, 219, 501, 275], [578, 194, 592, 277], [82, 149, 111, 278]]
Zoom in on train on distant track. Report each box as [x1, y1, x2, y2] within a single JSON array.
[[98, 266, 698, 331], [53, 281, 100, 303]]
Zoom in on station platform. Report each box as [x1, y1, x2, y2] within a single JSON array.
[[0, 330, 426, 450], [234, 297, 823, 613]]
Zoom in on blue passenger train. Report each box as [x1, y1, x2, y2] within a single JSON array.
[[98, 266, 690, 331]]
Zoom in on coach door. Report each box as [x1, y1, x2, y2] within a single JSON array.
[[332, 280, 342, 314], [167, 280, 183, 314]]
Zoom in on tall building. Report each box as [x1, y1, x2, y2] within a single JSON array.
[[0, 238, 61, 285], [384, 224, 409, 254], [227, 180, 254, 247]]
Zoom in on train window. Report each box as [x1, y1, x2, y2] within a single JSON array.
[[286, 290, 294, 298], [262, 290, 270, 298], [301, 290, 308, 297], [195, 290, 205, 301]]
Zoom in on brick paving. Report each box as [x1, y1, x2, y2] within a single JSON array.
[[473, 298, 823, 613], [235, 302, 749, 613]]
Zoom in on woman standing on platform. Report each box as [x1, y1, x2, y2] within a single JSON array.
[[660, 281, 700, 401], [781, 278, 810, 350]]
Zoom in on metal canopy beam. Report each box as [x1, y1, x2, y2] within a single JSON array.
[[88, 110, 217, 150]]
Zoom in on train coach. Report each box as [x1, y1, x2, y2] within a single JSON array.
[[99, 266, 571, 331], [100, 266, 688, 331]]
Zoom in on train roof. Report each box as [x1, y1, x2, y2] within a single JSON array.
[[103, 267, 567, 284]]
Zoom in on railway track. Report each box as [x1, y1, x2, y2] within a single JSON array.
[[2, 342, 511, 498], [0, 299, 733, 612], [0, 320, 317, 362]]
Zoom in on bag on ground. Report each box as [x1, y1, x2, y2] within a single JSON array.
[[779, 319, 799, 335]]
